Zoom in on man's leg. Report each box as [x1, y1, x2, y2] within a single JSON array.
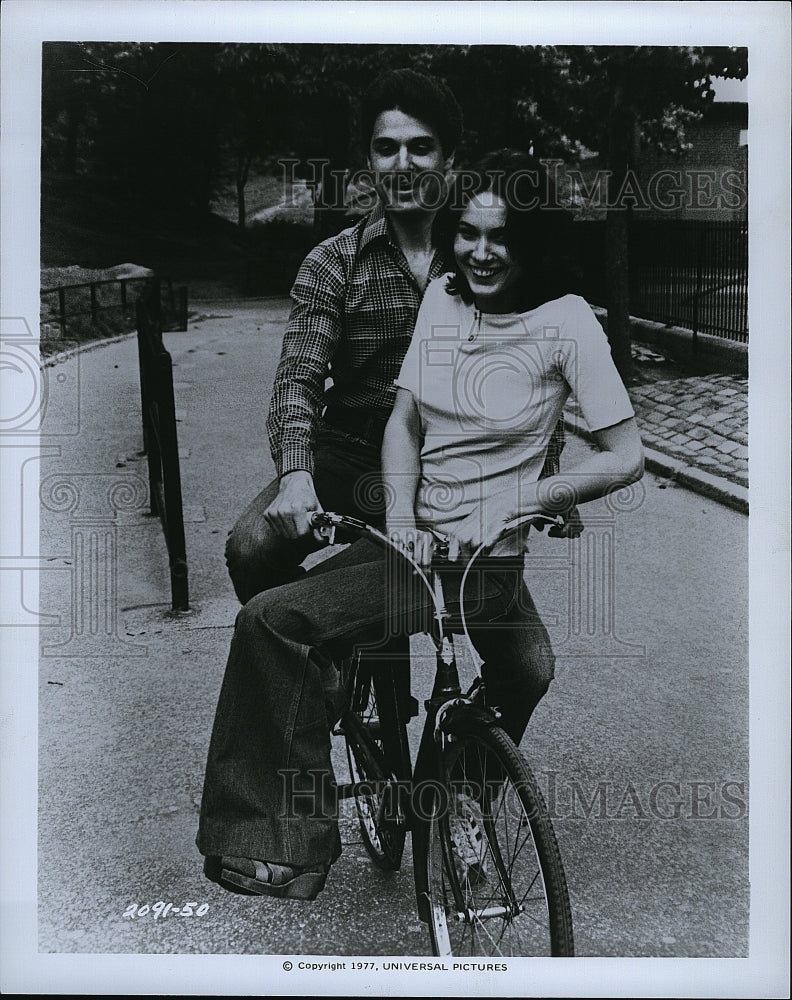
[[224, 427, 388, 605], [225, 478, 320, 605], [197, 539, 431, 873]]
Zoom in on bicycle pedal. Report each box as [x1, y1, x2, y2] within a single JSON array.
[[402, 695, 420, 720]]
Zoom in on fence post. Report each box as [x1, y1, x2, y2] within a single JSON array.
[[178, 286, 188, 331], [136, 295, 160, 517], [691, 226, 703, 353], [136, 278, 190, 612], [156, 346, 190, 611], [58, 287, 67, 337]]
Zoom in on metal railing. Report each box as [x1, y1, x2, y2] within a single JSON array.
[[41, 275, 188, 338], [576, 219, 748, 343], [630, 220, 748, 343], [136, 278, 190, 612]]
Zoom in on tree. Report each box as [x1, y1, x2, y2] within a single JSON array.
[[214, 44, 302, 230], [41, 41, 223, 217], [553, 46, 748, 379]]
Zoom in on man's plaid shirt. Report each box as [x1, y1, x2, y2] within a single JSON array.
[[266, 201, 566, 481]]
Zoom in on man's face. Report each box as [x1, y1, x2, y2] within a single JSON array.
[[368, 109, 452, 214]]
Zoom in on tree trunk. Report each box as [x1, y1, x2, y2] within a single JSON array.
[[604, 82, 635, 382], [605, 207, 633, 380], [236, 152, 252, 231], [64, 106, 81, 173], [312, 157, 350, 241]]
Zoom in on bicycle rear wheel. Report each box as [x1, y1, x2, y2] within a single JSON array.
[[341, 653, 411, 871], [422, 723, 574, 957]]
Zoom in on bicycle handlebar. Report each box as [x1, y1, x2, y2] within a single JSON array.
[[309, 508, 565, 649], [309, 509, 565, 555]]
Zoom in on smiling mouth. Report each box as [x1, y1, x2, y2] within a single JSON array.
[[468, 266, 501, 280]]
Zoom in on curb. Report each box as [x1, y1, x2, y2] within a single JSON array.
[[590, 306, 748, 375], [39, 330, 139, 369], [39, 318, 195, 369], [564, 413, 749, 516]]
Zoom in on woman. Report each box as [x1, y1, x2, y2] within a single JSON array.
[[197, 150, 643, 900], [384, 148, 643, 561]]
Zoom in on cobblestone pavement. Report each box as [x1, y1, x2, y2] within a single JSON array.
[[565, 343, 748, 513], [629, 373, 748, 488]]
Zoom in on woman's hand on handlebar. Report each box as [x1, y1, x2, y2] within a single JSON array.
[[387, 523, 436, 570], [445, 495, 522, 562], [446, 505, 560, 562]]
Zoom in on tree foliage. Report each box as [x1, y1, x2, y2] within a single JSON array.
[[41, 41, 747, 366], [42, 42, 223, 216]]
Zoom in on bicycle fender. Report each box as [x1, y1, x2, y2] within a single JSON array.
[[437, 702, 499, 740]]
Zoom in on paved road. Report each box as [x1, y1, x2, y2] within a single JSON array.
[[26, 303, 759, 986]]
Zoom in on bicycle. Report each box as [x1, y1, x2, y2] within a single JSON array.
[[310, 510, 575, 958]]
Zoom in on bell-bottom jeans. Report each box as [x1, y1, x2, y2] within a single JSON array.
[[196, 424, 555, 869]]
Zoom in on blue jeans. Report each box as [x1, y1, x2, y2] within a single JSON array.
[[198, 426, 555, 867]]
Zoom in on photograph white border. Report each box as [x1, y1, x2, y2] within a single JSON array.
[[1, 2, 789, 996]]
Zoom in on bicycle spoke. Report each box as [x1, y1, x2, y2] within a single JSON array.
[[342, 656, 408, 871], [423, 725, 573, 957]]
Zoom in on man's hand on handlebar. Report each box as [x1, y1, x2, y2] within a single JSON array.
[[263, 470, 326, 542]]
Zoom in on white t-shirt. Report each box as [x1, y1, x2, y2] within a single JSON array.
[[395, 277, 635, 555]]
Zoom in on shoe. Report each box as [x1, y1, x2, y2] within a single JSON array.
[[203, 855, 330, 901], [449, 794, 488, 887]]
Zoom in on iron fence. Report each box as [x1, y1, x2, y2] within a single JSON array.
[[576, 219, 748, 343], [136, 278, 190, 612], [41, 275, 188, 338], [630, 220, 748, 343]]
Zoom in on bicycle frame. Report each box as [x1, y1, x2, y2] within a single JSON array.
[[310, 509, 565, 920]]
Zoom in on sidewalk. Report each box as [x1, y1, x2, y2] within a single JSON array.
[[29, 303, 751, 964]]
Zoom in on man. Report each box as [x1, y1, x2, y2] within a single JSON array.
[[225, 68, 464, 605], [198, 67, 575, 898]]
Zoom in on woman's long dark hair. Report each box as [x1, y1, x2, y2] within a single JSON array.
[[434, 148, 582, 311]]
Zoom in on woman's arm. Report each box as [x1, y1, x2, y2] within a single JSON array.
[[447, 416, 644, 559], [381, 388, 435, 566]]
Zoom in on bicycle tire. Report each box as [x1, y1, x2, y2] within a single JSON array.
[[341, 653, 411, 871], [420, 722, 574, 957]]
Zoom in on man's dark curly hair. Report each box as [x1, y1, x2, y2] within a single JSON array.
[[435, 148, 581, 311], [360, 68, 463, 158]]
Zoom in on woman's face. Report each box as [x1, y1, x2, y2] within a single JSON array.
[[453, 191, 525, 313]]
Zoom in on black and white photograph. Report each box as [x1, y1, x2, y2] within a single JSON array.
[[0, 1, 789, 996]]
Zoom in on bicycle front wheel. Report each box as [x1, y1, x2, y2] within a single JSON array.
[[422, 723, 574, 957]]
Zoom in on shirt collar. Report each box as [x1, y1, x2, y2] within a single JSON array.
[[358, 201, 452, 275], [359, 200, 391, 254]]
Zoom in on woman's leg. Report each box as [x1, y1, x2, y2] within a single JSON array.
[[457, 566, 556, 746]]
